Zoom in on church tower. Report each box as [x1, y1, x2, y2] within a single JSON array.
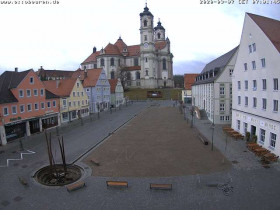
[[139, 3, 157, 88], [154, 19, 165, 41]]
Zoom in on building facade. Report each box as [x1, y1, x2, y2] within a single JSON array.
[[81, 4, 174, 89], [192, 47, 238, 124], [109, 79, 125, 108], [43, 78, 89, 123], [232, 13, 280, 156], [0, 69, 60, 145], [182, 74, 199, 104]]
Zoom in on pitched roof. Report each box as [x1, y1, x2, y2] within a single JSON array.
[[38, 69, 74, 79], [123, 66, 141, 71], [184, 74, 199, 90], [43, 79, 77, 97], [104, 43, 121, 55], [127, 45, 140, 56], [114, 37, 127, 52], [45, 90, 60, 99], [108, 79, 118, 93], [0, 70, 31, 104], [82, 68, 103, 87], [155, 41, 167, 50], [193, 46, 239, 85], [82, 51, 100, 64], [248, 13, 280, 53]]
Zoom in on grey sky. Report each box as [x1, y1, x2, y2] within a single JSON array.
[[0, 0, 279, 75]]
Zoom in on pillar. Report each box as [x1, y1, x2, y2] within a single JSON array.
[[0, 125, 7, 145], [26, 121, 31, 136], [39, 118, 43, 132]]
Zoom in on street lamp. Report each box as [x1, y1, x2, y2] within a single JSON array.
[[211, 122, 215, 151]]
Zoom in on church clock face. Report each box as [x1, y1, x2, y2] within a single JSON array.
[[144, 43, 149, 48]]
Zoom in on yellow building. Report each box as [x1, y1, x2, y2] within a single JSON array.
[[43, 78, 89, 123]]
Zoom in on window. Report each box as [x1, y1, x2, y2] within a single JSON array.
[[47, 101, 51, 108], [220, 116, 224, 121], [237, 120, 240, 130], [20, 105, 24, 113], [245, 96, 248, 106], [111, 71, 115, 79], [252, 61, 256, 70], [33, 89, 38, 96], [238, 96, 241, 105], [163, 58, 167, 70], [134, 58, 139, 66], [69, 101, 71, 107], [41, 102, 45, 109], [262, 79, 267, 90], [229, 69, 233, 76], [244, 123, 248, 134], [73, 101, 76, 107], [34, 103, 39, 110], [27, 104, 32, 112], [219, 87, 225, 95], [145, 57, 148, 63], [273, 78, 278, 91], [86, 88, 90, 92], [136, 71, 141, 80], [244, 63, 248, 71], [144, 35, 147, 41], [220, 103, 225, 111], [261, 58, 266, 68], [12, 106, 17, 114], [273, 100, 278, 112], [230, 84, 232, 95], [253, 80, 257, 90], [40, 89, 44, 96], [252, 43, 256, 52], [245, 80, 248, 90], [77, 92, 80, 97], [27, 89, 31, 97], [77, 82, 79, 88], [225, 116, 230, 121], [262, 98, 267, 110], [78, 101, 80, 106], [110, 58, 114, 66], [144, 19, 147, 27], [157, 33, 161, 39], [249, 45, 252, 53], [73, 92, 76, 97], [270, 133, 277, 148], [3, 107, 8, 116], [82, 100, 84, 105], [145, 70, 149, 76], [253, 97, 257, 108], [53, 100, 56, 107], [238, 81, 241, 90], [260, 129, 265, 143], [62, 112, 68, 121], [100, 58, 104, 66], [19, 89, 24, 98], [81, 92, 84, 96], [30, 77, 34, 84]]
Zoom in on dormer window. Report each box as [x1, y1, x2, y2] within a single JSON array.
[[144, 19, 147, 27], [30, 77, 34, 84]]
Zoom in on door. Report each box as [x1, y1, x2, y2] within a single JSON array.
[[251, 125, 256, 136]]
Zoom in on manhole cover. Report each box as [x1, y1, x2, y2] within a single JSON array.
[[34, 164, 82, 186], [232, 160, 239, 164]]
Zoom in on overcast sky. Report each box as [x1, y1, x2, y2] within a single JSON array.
[[0, 0, 279, 75]]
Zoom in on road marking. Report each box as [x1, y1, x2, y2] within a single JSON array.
[[0, 150, 36, 168]]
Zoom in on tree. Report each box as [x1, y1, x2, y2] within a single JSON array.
[[173, 75, 184, 88], [117, 65, 130, 91]]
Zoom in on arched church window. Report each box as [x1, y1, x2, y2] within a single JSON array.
[[144, 35, 147, 41], [145, 70, 149, 76], [144, 20, 147, 27], [163, 58, 167, 70], [101, 58, 104, 67], [110, 71, 115, 79], [145, 57, 148, 63], [110, 58, 114, 66], [136, 71, 140, 80], [157, 33, 161, 39]]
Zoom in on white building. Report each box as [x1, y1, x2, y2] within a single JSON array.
[[232, 13, 280, 156], [81, 4, 174, 89], [192, 46, 238, 124], [108, 79, 124, 108]]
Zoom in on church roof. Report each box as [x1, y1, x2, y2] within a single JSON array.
[[248, 13, 280, 53], [114, 37, 127, 52], [154, 21, 165, 31], [104, 43, 121, 55], [82, 51, 100, 64], [140, 5, 153, 17], [193, 46, 239, 86], [127, 45, 140, 56], [155, 41, 167, 50]]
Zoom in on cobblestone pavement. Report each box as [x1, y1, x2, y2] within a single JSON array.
[[0, 101, 280, 210]]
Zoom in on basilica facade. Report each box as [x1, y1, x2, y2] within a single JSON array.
[[81, 4, 174, 89]]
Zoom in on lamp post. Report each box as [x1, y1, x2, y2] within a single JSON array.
[[211, 122, 215, 151]]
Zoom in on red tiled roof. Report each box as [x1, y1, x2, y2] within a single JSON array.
[[108, 79, 118, 93], [114, 38, 127, 52], [72, 68, 85, 80], [104, 43, 121, 55], [43, 79, 77, 97], [38, 69, 74, 78], [82, 51, 100, 64], [248, 13, 280, 53], [184, 74, 199, 90], [155, 41, 167, 50], [127, 45, 140, 56], [82, 68, 103, 87], [123, 66, 141, 71]]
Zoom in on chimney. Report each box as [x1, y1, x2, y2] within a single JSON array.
[[15, 67, 18, 72], [56, 80, 60, 88], [93, 46, 96, 53], [40, 66, 43, 70]]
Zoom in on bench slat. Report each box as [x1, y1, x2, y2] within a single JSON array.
[[66, 181, 85, 192], [150, 183, 172, 190], [106, 181, 128, 188]]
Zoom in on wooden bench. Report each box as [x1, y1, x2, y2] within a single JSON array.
[[198, 135, 208, 145], [66, 180, 85, 192], [106, 181, 128, 188], [150, 183, 172, 190]]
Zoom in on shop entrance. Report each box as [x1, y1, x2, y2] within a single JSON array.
[[30, 119, 40, 134], [5, 122, 26, 142]]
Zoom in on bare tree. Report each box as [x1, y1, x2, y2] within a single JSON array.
[[117, 65, 130, 91]]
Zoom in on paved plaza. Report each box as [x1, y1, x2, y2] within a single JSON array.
[[0, 101, 280, 210]]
